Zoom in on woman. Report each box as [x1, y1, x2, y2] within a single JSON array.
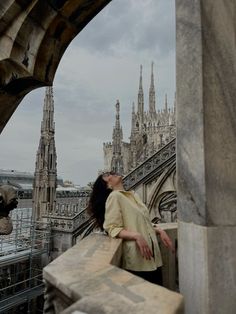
[[88, 171, 174, 285]]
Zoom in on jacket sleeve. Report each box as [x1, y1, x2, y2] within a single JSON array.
[[103, 192, 124, 238]]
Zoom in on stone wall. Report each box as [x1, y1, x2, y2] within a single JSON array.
[[176, 0, 236, 313]]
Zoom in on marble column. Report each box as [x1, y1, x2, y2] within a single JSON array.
[[176, 0, 236, 313]]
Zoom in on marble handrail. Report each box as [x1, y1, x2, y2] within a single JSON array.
[[43, 223, 183, 314]]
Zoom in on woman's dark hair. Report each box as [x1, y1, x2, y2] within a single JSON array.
[[87, 174, 112, 229]]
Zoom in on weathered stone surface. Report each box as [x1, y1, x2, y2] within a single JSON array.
[[0, 216, 13, 235], [61, 293, 134, 314], [62, 290, 183, 314], [177, 0, 236, 226], [43, 232, 184, 314], [0, 0, 112, 133], [178, 221, 236, 314], [176, 1, 236, 313]]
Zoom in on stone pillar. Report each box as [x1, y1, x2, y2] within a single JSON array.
[[176, 1, 236, 313]]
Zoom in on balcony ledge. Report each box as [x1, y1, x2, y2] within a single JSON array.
[[43, 225, 183, 314]]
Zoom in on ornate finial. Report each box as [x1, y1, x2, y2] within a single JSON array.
[[139, 65, 143, 87], [149, 61, 156, 114], [150, 61, 155, 88], [116, 99, 120, 112], [42, 86, 55, 133], [115, 100, 120, 128], [132, 102, 135, 113], [138, 64, 144, 117], [174, 92, 176, 112], [139, 64, 143, 92], [165, 94, 168, 112]]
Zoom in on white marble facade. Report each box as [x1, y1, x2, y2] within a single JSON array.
[[104, 63, 176, 175]]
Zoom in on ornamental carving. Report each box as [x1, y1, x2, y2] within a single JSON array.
[[123, 138, 175, 190]]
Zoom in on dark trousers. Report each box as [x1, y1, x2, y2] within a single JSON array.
[[127, 267, 163, 285]]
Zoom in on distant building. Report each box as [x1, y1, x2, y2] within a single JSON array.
[[0, 168, 90, 214], [0, 169, 34, 189], [104, 63, 176, 174], [0, 169, 63, 190]]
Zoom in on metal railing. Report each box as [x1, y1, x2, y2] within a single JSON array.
[[0, 208, 52, 312]]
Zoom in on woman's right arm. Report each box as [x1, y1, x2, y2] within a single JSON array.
[[117, 229, 153, 260]]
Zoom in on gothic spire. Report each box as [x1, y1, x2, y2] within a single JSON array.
[[137, 65, 144, 118], [41, 86, 55, 134], [111, 100, 124, 174], [115, 99, 121, 130], [33, 86, 57, 221], [131, 101, 136, 135], [149, 61, 156, 114], [165, 94, 168, 113], [132, 101, 135, 114]]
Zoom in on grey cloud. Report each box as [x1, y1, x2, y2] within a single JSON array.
[[0, 0, 175, 185], [77, 0, 175, 57]]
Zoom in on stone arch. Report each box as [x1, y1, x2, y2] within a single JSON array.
[[0, 0, 111, 132], [147, 161, 176, 223]]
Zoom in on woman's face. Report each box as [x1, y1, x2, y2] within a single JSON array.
[[102, 171, 122, 188]]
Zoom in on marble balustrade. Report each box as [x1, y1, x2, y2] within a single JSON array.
[[43, 223, 183, 314]]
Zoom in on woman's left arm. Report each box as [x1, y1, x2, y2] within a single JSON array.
[[153, 225, 175, 253]]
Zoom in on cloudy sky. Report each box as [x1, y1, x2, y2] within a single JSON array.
[[0, 0, 176, 186]]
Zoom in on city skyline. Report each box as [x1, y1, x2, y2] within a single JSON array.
[[0, 0, 176, 186]]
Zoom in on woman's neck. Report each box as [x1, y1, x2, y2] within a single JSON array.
[[112, 183, 124, 191]]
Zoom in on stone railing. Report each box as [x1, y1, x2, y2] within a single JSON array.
[[43, 223, 183, 314], [49, 208, 89, 232], [123, 138, 176, 190]]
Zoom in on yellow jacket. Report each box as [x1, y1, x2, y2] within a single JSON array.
[[103, 190, 162, 271]]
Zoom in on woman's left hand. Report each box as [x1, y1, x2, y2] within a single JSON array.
[[155, 227, 175, 253]]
